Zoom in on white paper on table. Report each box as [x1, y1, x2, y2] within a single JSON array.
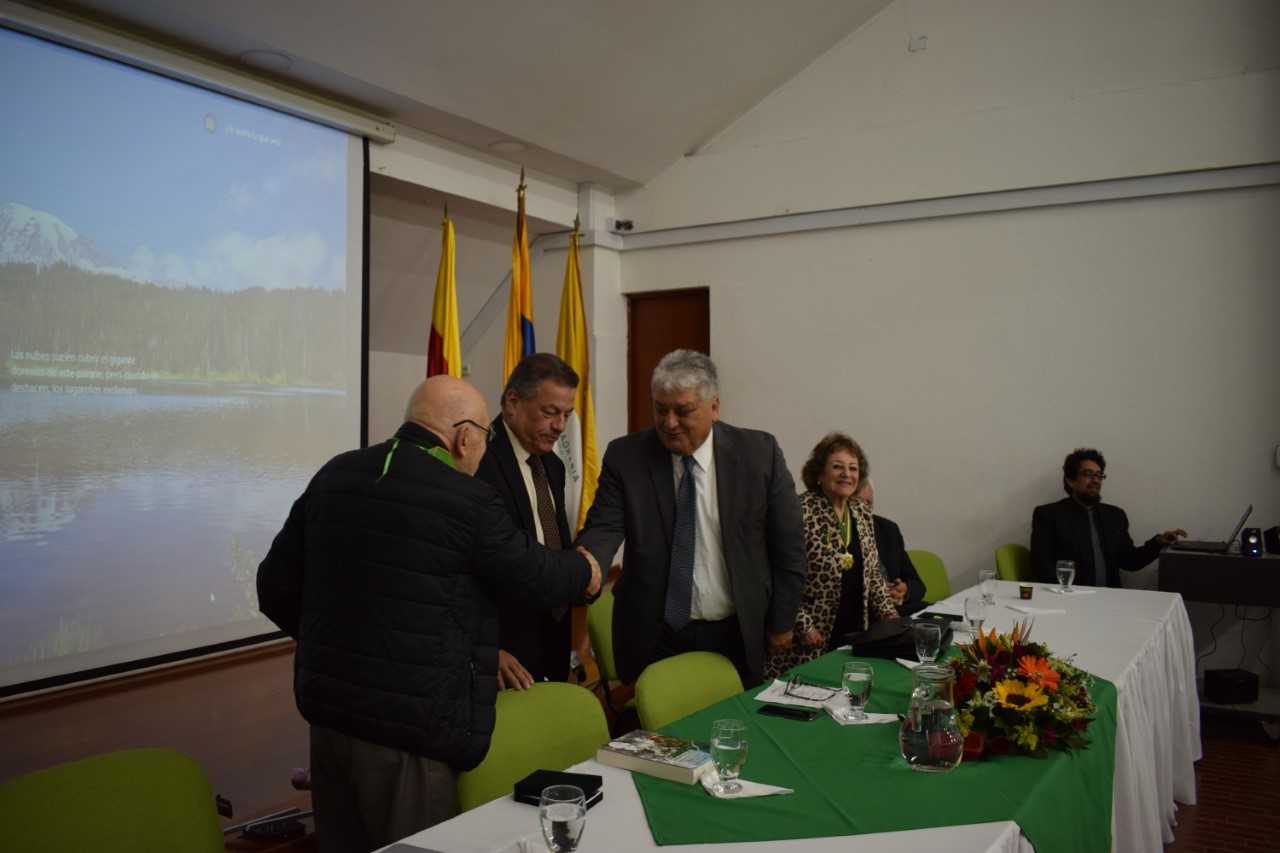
[[700, 768, 793, 799], [896, 657, 920, 671], [1006, 603, 1066, 615], [1043, 586, 1097, 596], [753, 678, 839, 709], [821, 693, 899, 727]]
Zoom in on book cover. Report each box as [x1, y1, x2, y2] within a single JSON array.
[[595, 730, 712, 784]]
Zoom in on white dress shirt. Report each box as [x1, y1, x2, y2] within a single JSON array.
[[672, 429, 733, 620], [503, 419, 546, 545]]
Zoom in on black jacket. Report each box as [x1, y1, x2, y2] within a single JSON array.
[[256, 422, 591, 770], [871, 514, 926, 616], [475, 415, 574, 682], [1030, 497, 1161, 588], [577, 421, 806, 684]]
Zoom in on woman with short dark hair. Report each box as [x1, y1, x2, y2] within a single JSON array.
[[765, 432, 897, 679]]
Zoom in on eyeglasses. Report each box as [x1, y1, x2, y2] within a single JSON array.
[[453, 419, 495, 444], [783, 675, 841, 702], [1077, 470, 1107, 481]]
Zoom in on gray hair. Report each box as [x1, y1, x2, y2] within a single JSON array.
[[651, 349, 718, 401]]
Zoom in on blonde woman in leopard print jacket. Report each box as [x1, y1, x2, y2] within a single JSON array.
[[765, 434, 897, 680]]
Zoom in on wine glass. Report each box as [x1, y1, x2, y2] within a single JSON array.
[[913, 622, 942, 663], [978, 568, 998, 605], [538, 785, 586, 852], [963, 596, 987, 637], [841, 661, 874, 721], [709, 719, 748, 795], [1055, 560, 1076, 593]]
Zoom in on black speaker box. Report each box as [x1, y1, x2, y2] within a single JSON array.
[[1204, 668, 1259, 705], [1264, 526, 1280, 555]]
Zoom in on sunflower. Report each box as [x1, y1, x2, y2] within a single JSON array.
[[1017, 655, 1061, 692], [993, 679, 1049, 711]]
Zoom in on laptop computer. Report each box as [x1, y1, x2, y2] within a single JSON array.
[[1169, 504, 1252, 553]]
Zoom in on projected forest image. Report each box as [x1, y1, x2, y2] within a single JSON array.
[[0, 27, 360, 684]]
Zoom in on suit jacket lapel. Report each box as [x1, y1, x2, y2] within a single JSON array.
[[491, 416, 536, 534], [646, 430, 676, 550]]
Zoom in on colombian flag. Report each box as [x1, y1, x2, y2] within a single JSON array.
[[426, 211, 461, 378], [553, 220, 599, 532], [503, 173, 535, 381]]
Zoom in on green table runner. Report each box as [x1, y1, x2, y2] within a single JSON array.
[[633, 650, 1116, 852]]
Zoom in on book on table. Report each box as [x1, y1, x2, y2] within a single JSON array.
[[595, 730, 713, 784]]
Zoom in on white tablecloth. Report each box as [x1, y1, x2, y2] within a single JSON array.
[[388, 582, 1198, 853]]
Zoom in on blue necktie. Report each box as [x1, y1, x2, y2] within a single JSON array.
[[664, 455, 697, 631]]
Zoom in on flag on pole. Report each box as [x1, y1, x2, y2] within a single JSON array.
[[426, 208, 461, 378], [554, 217, 599, 533], [503, 170, 535, 381]]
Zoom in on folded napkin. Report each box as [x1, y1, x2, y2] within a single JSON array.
[[896, 657, 920, 671], [1006, 603, 1066, 615], [1043, 586, 1097, 596], [700, 768, 793, 799]]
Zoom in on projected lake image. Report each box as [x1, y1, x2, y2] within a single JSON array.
[[0, 27, 363, 689], [0, 385, 344, 666]]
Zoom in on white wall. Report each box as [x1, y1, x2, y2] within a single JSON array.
[[620, 185, 1280, 592], [620, 0, 1280, 230]]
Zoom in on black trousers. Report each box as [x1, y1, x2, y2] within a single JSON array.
[[654, 614, 754, 687]]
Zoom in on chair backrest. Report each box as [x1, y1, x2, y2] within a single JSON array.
[[0, 748, 223, 853], [907, 549, 951, 604], [456, 682, 609, 812], [995, 543, 1033, 582], [634, 651, 743, 731], [586, 588, 618, 683]]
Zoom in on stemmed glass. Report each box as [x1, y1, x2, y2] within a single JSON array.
[[709, 719, 748, 795], [963, 596, 987, 637], [1055, 560, 1076, 593], [841, 661, 874, 721], [913, 622, 942, 663], [538, 785, 586, 852]]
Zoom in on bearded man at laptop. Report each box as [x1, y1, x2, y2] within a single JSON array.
[[1030, 448, 1186, 588]]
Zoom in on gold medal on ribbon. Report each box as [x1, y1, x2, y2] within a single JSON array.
[[839, 552, 854, 571]]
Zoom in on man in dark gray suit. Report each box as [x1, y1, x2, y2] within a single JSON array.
[[577, 350, 806, 687]]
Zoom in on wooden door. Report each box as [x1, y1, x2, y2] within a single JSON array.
[[627, 289, 710, 433]]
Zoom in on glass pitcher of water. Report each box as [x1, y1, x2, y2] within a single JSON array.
[[898, 664, 964, 773]]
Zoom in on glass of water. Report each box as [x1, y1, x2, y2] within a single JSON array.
[[978, 568, 998, 605], [1055, 560, 1076, 593], [709, 718, 748, 795], [841, 661, 874, 721], [539, 785, 586, 852], [913, 622, 942, 663], [963, 596, 987, 637]]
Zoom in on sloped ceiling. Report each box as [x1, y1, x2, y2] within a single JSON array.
[[40, 0, 892, 188]]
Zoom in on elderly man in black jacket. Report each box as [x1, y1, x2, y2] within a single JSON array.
[[1030, 448, 1184, 588], [855, 478, 927, 616], [257, 375, 601, 852]]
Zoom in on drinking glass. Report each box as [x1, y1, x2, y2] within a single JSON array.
[[841, 661, 874, 721], [1055, 560, 1076, 593], [913, 622, 942, 663], [538, 785, 586, 852], [709, 719, 748, 795], [978, 568, 998, 605], [963, 596, 987, 637]]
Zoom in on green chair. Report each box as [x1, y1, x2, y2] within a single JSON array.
[[456, 682, 608, 812], [634, 651, 743, 732], [908, 549, 951, 604], [586, 589, 635, 715], [0, 748, 223, 853], [995, 543, 1033, 582]]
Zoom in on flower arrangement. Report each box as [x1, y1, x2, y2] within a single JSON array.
[[949, 621, 1096, 759]]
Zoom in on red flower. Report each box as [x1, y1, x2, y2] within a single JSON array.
[[988, 736, 1011, 755], [1072, 718, 1088, 731], [963, 730, 986, 761], [954, 670, 979, 702], [1041, 727, 1058, 746]]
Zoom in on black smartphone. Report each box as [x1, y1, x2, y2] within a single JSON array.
[[757, 704, 818, 721], [916, 611, 962, 624]]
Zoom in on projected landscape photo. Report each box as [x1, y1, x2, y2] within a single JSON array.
[[0, 28, 361, 685]]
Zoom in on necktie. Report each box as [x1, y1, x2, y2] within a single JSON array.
[[664, 455, 697, 631], [526, 454, 563, 551], [1087, 509, 1107, 586], [528, 454, 566, 620]]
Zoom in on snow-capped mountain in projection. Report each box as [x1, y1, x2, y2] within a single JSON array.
[[0, 202, 117, 272]]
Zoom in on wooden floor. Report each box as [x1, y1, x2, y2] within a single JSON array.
[[1166, 715, 1280, 852]]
